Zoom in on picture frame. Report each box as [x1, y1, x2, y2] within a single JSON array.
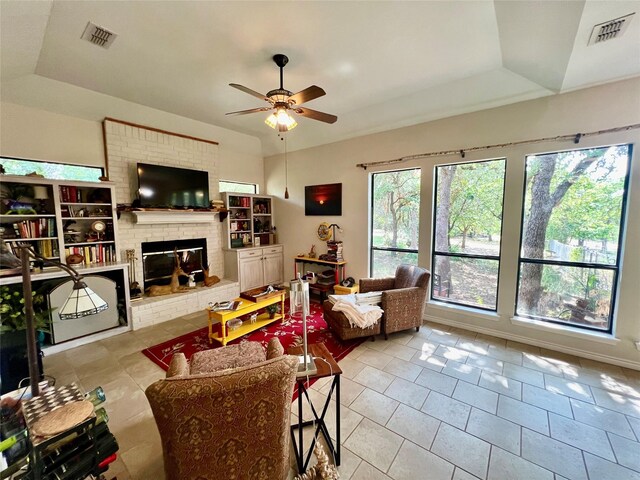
[[305, 183, 342, 216]]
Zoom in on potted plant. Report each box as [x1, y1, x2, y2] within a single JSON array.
[[0, 284, 52, 394], [265, 304, 280, 319]]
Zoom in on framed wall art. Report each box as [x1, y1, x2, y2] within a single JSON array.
[[305, 183, 342, 216]]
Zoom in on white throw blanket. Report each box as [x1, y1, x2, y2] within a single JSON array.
[[330, 295, 383, 329]]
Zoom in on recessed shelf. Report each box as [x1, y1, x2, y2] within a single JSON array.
[[4, 237, 58, 241]]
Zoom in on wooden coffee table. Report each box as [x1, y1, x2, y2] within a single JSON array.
[[206, 291, 286, 345], [287, 343, 342, 473]]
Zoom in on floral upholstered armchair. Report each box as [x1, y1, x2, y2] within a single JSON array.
[[360, 264, 431, 339], [145, 338, 298, 480]]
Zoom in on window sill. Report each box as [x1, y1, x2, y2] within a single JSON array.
[[427, 301, 501, 322], [510, 316, 620, 345]]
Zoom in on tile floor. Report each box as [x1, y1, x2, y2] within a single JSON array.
[[42, 312, 640, 480]]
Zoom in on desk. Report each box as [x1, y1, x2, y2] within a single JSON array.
[[206, 291, 286, 345], [288, 343, 342, 473], [294, 256, 347, 285]]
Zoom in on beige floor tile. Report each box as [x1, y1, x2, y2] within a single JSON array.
[[627, 415, 640, 441], [383, 357, 423, 382], [544, 373, 594, 403], [579, 358, 627, 378], [591, 386, 640, 418], [357, 349, 394, 370], [352, 365, 396, 393], [344, 418, 403, 472], [339, 357, 368, 380], [112, 408, 160, 453], [387, 331, 415, 345], [350, 388, 399, 425], [337, 446, 363, 480], [421, 391, 471, 429], [319, 376, 364, 407], [429, 331, 461, 347], [608, 433, 640, 473], [488, 446, 553, 480], [410, 350, 447, 372], [415, 368, 458, 396], [383, 342, 417, 361], [62, 341, 112, 366], [431, 423, 491, 479], [406, 336, 439, 353], [384, 377, 429, 410], [564, 367, 640, 399], [549, 412, 615, 461], [454, 467, 481, 479], [522, 354, 566, 376], [442, 360, 482, 385], [570, 398, 636, 440], [502, 362, 546, 388], [475, 334, 506, 349], [388, 439, 456, 480], [584, 452, 640, 480], [119, 440, 165, 480], [386, 403, 440, 450], [453, 381, 498, 414], [521, 428, 588, 480], [497, 395, 549, 435], [351, 461, 392, 479], [435, 345, 471, 362], [456, 338, 491, 356], [465, 352, 504, 375], [364, 338, 391, 352], [324, 403, 364, 443], [479, 371, 522, 400], [485, 345, 523, 365], [505, 340, 539, 355], [466, 407, 521, 455], [523, 384, 573, 418]]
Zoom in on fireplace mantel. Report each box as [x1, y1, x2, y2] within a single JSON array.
[[129, 210, 222, 225]]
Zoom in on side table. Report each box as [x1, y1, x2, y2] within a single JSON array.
[[287, 343, 342, 473]]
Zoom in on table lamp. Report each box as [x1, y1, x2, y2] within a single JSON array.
[[19, 245, 108, 397], [32, 186, 49, 214], [290, 274, 317, 377]]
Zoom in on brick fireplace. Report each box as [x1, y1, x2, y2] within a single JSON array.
[[103, 119, 239, 329]]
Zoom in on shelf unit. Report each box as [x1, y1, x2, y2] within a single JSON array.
[[0, 175, 120, 267], [221, 192, 276, 249]]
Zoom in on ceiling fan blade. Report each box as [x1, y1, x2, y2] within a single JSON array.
[[293, 107, 338, 124], [225, 107, 272, 116], [288, 85, 326, 106], [229, 83, 273, 103]]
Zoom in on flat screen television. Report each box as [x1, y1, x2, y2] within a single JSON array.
[[137, 163, 210, 208]]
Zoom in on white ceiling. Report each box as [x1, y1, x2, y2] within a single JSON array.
[[1, 1, 639, 156]]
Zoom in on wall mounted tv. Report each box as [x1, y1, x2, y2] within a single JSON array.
[[137, 163, 210, 208]]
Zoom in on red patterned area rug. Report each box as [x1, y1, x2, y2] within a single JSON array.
[[142, 302, 363, 373]]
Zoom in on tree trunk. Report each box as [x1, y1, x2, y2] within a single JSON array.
[[436, 166, 456, 290], [461, 226, 468, 250], [389, 191, 399, 248]]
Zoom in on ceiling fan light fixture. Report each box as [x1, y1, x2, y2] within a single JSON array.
[[265, 108, 298, 132]]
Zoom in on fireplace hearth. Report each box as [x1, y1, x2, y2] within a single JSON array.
[[142, 238, 207, 289]]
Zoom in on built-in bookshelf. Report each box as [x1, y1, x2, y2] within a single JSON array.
[[221, 192, 275, 249], [0, 176, 120, 270]]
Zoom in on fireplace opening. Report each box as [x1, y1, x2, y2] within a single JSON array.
[[141, 238, 207, 289]]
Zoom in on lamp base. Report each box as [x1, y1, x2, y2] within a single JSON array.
[[296, 355, 317, 378]]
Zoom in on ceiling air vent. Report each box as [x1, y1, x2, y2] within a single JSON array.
[[588, 13, 635, 46], [81, 21, 117, 49]]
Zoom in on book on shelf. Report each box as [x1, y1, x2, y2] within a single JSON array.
[[6, 218, 56, 239], [64, 244, 114, 264], [4, 239, 59, 259]]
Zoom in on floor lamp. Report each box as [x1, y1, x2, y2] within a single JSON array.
[[290, 275, 317, 377], [19, 245, 108, 397]]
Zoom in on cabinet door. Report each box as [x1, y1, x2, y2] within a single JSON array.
[[239, 255, 264, 291], [263, 252, 284, 285]]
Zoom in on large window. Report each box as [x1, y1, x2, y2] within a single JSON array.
[[370, 169, 420, 277], [432, 159, 506, 310], [516, 145, 631, 332], [0, 157, 104, 181], [219, 180, 257, 194]]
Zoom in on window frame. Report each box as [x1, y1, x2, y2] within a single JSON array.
[[369, 168, 421, 277], [219, 180, 258, 194], [0, 156, 105, 181], [431, 158, 507, 312], [514, 144, 633, 334]]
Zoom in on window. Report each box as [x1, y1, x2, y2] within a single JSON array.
[[219, 180, 258, 194], [370, 169, 420, 277], [432, 159, 506, 310], [516, 145, 631, 332], [0, 157, 104, 181]]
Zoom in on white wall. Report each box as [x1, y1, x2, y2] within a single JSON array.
[[0, 74, 264, 190], [264, 77, 640, 368]]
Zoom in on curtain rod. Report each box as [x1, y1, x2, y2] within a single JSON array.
[[356, 123, 640, 170]]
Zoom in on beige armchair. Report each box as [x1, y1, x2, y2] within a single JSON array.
[[145, 339, 298, 480], [360, 265, 430, 339]]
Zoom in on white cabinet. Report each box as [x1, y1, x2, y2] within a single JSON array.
[[224, 245, 284, 291]]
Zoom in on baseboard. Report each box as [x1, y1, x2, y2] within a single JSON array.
[[423, 314, 640, 371]]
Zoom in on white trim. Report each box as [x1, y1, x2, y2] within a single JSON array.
[[43, 325, 131, 355], [427, 300, 501, 321], [510, 316, 620, 345], [423, 314, 639, 371], [130, 210, 220, 224]]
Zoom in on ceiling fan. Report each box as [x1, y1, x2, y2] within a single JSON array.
[[226, 54, 337, 132]]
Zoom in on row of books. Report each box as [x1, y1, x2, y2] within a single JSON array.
[[65, 245, 115, 265], [3, 218, 56, 239], [59, 185, 83, 203], [4, 239, 59, 259], [228, 196, 251, 207]]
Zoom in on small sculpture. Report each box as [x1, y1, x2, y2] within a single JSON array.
[[202, 262, 221, 287], [308, 245, 316, 258], [146, 249, 189, 297]]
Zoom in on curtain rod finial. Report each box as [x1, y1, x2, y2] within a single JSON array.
[[460, 150, 465, 158], [574, 133, 582, 144]]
